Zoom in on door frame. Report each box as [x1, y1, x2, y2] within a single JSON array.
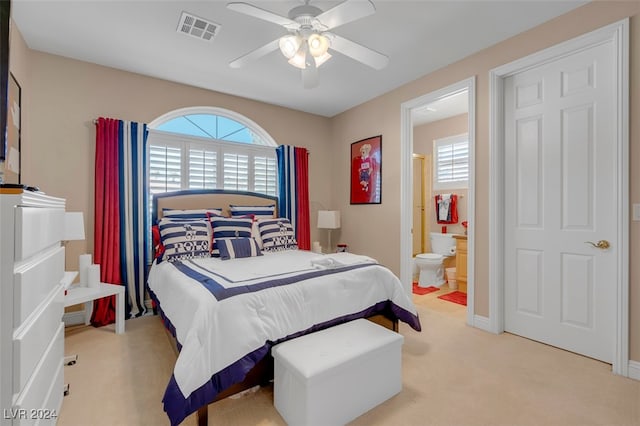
[[412, 153, 426, 256], [488, 19, 629, 375], [400, 77, 476, 326]]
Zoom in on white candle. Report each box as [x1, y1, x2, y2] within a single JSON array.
[[79, 254, 92, 286], [88, 264, 101, 288]]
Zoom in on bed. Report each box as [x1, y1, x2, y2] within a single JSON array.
[[147, 190, 422, 425]]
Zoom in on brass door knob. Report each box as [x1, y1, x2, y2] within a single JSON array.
[[585, 240, 610, 249]]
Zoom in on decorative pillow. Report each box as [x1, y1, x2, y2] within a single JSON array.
[[251, 221, 263, 249], [217, 237, 263, 260], [158, 218, 210, 262], [152, 225, 165, 260], [163, 208, 223, 219], [208, 216, 254, 257], [229, 204, 276, 219], [257, 218, 298, 252]]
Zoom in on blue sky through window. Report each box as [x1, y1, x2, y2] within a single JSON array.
[[157, 114, 254, 143]]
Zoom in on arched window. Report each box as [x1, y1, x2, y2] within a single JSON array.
[[147, 107, 278, 197]]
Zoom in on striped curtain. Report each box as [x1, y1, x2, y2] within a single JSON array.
[[93, 117, 149, 326], [276, 145, 310, 250]]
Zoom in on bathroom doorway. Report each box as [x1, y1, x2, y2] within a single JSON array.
[[400, 77, 476, 326]]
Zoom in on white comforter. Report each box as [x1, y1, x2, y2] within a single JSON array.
[[148, 249, 419, 400]]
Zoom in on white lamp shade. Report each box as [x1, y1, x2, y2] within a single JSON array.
[[317, 210, 341, 229], [64, 212, 85, 241], [308, 33, 330, 57], [279, 34, 301, 59]]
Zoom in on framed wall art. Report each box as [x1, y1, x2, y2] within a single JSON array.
[[350, 135, 381, 204], [4, 72, 20, 184]]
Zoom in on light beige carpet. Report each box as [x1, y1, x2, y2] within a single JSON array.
[[59, 288, 640, 426]]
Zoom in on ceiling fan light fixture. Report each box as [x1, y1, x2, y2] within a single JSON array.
[[279, 34, 301, 59], [307, 33, 330, 57], [288, 51, 331, 69]]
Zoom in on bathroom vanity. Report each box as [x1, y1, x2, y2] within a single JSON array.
[[453, 235, 467, 293]]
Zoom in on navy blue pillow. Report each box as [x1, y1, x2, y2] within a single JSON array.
[[229, 204, 275, 219], [257, 218, 298, 252], [208, 216, 253, 257], [157, 218, 210, 262], [163, 208, 222, 219], [217, 238, 263, 260]]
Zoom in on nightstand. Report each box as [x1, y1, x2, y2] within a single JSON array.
[[64, 283, 125, 334]]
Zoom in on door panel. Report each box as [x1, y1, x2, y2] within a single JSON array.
[[504, 40, 615, 363]]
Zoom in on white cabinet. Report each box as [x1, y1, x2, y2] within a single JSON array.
[[1, 190, 66, 425]]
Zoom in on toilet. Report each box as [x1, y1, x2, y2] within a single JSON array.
[[414, 233, 457, 288]]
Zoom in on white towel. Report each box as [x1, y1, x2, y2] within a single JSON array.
[[310, 253, 378, 270], [438, 194, 452, 221]]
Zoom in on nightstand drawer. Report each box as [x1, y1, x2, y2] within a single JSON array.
[[14, 246, 65, 328], [13, 286, 64, 393], [15, 207, 65, 261]]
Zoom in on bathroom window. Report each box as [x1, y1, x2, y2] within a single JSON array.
[[433, 133, 469, 190]]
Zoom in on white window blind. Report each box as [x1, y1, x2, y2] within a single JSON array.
[[254, 156, 277, 195], [149, 143, 182, 193], [433, 133, 469, 190], [188, 147, 217, 189], [223, 153, 249, 191], [147, 130, 277, 198]]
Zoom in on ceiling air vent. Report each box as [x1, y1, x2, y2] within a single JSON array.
[[177, 11, 220, 42]]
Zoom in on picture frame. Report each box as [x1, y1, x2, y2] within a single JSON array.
[[4, 72, 20, 184], [0, 0, 10, 162], [350, 135, 382, 204]]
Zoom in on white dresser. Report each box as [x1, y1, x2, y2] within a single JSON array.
[[1, 190, 66, 425]]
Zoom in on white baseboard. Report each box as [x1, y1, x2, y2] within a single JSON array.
[[471, 315, 491, 332], [628, 360, 640, 381], [63, 310, 86, 327]]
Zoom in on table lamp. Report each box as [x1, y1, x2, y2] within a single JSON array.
[[317, 210, 340, 253]]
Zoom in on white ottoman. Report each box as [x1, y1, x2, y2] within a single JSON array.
[[272, 319, 404, 426]]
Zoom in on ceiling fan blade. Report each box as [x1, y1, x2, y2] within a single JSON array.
[[229, 38, 280, 68], [227, 2, 299, 28], [329, 34, 389, 70], [316, 0, 376, 30]]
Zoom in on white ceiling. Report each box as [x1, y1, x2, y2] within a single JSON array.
[[12, 0, 587, 118], [412, 89, 469, 126]]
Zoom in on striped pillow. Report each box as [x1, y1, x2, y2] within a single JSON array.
[[217, 238, 262, 260], [208, 216, 253, 257], [229, 204, 275, 219], [257, 218, 298, 252], [163, 208, 223, 219], [158, 218, 210, 262]]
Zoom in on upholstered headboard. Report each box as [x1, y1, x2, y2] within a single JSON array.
[[152, 189, 279, 224]]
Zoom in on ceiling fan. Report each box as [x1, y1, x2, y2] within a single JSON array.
[[227, 0, 389, 89]]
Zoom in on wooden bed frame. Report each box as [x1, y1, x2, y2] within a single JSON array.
[[151, 189, 398, 426]]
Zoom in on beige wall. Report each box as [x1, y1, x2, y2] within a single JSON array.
[[414, 113, 469, 236], [8, 34, 333, 274], [330, 2, 640, 361], [7, 1, 640, 363], [414, 113, 468, 156]]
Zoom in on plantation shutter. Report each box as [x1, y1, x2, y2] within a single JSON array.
[[223, 153, 249, 191], [188, 147, 217, 189], [147, 127, 277, 196], [434, 134, 469, 189], [254, 156, 277, 196], [149, 144, 182, 193]]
